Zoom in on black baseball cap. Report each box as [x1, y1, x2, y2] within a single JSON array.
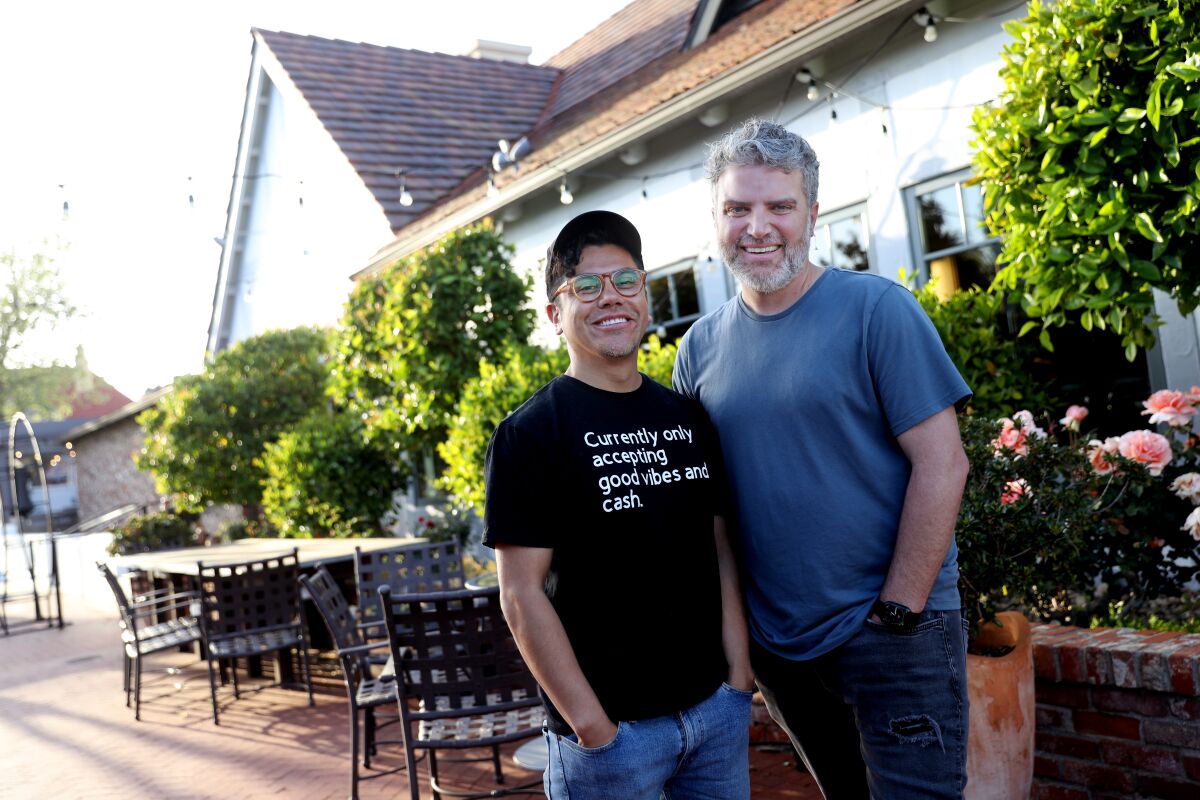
[[546, 210, 644, 299]]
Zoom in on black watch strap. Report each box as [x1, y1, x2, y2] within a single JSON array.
[[871, 600, 920, 629]]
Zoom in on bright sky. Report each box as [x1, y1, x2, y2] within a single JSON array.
[[0, 0, 632, 401]]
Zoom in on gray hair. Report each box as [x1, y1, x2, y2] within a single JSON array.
[[704, 118, 820, 207]]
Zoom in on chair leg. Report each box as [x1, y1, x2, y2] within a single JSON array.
[[232, 658, 241, 699], [364, 707, 376, 765], [134, 655, 143, 721], [299, 639, 314, 706], [350, 704, 360, 800], [491, 744, 504, 783], [405, 739, 421, 800], [205, 654, 222, 725], [123, 655, 132, 707], [429, 749, 441, 800]]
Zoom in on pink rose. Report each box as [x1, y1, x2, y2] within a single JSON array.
[[1086, 437, 1121, 475], [1059, 405, 1088, 432], [1170, 472, 1200, 503], [1188, 386, 1200, 404], [1141, 390, 1196, 427], [992, 418, 1029, 456], [1000, 478, 1030, 505], [1182, 507, 1200, 542], [1013, 410, 1047, 439], [1117, 430, 1173, 476]]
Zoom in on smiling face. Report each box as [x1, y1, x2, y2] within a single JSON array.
[[546, 243, 647, 386], [714, 164, 819, 295]]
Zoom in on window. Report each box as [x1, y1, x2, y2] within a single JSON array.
[[907, 172, 1000, 298], [646, 260, 701, 340], [813, 204, 870, 272]]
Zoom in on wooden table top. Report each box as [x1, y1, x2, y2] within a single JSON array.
[[108, 536, 428, 577]]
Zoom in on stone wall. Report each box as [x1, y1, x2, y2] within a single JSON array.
[[72, 416, 161, 522], [1032, 623, 1200, 799]]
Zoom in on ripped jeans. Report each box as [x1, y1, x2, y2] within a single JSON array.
[[751, 609, 969, 800]]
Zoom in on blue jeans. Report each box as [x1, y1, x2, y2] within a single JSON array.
[[543, 682, 752, 800], [752, 609, 969, 800]]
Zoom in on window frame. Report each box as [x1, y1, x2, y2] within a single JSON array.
[[645, 257, 703, 340], [812, 201, 871, 272], [903, 169, 1001, 285]]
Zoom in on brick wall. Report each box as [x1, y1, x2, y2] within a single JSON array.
[[73, 416, 162, 522], [1032, 623, 1200, 799]]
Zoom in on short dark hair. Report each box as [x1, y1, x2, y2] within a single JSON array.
[[544, 211, 644, 301]]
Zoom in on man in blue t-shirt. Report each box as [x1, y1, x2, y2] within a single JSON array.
[[486, 210, 754, 800], [674, 118, 972, 799]]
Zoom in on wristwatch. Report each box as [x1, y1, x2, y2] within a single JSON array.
[[871, 599, 921, 629]]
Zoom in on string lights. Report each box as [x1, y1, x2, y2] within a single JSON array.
[[395, 168, 414, 207]]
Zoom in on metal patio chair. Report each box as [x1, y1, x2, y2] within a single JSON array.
[[380, 584, 543, 800], [299, 565, 405, 800], [96, 561, 202, 720], [196, 548, 313, 724], [355, 540, 466, 645]]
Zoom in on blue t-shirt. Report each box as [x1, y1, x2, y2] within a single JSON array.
[[674, 268, 971, 660]]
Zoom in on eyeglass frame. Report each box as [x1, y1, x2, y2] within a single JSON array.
[[550, 268, 647, 303]]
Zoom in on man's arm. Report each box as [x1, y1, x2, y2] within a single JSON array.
[[496, 544, 616, 747], [714, 515, 754, 690], [878, 406, 969, 613]]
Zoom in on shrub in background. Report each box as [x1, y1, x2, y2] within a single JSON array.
[[137, 327, 331, 512], [261, 410, 399, 538], [106, 511, 196, 556]]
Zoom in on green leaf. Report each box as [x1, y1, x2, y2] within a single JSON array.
[[1131, 260, 1162, 282], [1161, 97, 1184, 117], [1147, 81, 1162, 130], [1018, 321, 1039, 338], [1117, 107, 1147, 122], [1133, 212, 1164, 243], [1038, 328, 1055, 352], [1161, 63, 1200, 81], [1125, 342, 1138, 361], [1088, 126, 1110, 147]]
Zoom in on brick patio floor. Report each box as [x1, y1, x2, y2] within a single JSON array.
[[0, 544, 821, 800]]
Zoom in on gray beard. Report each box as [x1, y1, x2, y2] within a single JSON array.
[[721, 233, 812, 294]]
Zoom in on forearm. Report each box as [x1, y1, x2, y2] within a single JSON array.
[[714, 517, 753, 688], [882, 408, 970, 612], [499, 582, 612, 742]]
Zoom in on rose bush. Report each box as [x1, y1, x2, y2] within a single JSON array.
[[957, 388, 1200, 638]]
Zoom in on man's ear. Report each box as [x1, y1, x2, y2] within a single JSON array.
[[546, 301, 562, 335]]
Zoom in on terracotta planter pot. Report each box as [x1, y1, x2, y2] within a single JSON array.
[[964, 611, 1034, 800]]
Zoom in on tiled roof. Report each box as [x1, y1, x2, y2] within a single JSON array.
[[370, 0, 858, 255], [256, 29, 560, 233], [544, 0, 702, 121]]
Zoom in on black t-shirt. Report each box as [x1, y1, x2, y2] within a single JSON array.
[[483, 374, 728, 734]]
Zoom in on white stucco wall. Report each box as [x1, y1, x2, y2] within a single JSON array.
[[219, 72, 396, 347], [491, 2, 1182, 389]]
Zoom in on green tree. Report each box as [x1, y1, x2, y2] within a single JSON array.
[[971, 0, 1200, 360], [910, 279, 1054, 417], [438, 335, 678, 516], [261, 410, 399, 537], [329, 223, 536, 487], [0, 244, 78, 418], [136, 327, 331, 512]]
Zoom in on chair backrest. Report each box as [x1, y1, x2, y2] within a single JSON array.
[[355, 541, 466, 634], [299, 565, 365, 654], [379, 585, 539, 721], [197, 549, 301, 640], [96, 561, 135, 631]]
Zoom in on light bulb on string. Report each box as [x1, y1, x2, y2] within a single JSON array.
[[559, 177, 574, 205], [796, 69, 820, 101], [396, 168, 414, 207], [188, 176, 195, 209]]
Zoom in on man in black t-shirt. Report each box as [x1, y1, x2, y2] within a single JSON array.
[[484, 210, 753, 800]]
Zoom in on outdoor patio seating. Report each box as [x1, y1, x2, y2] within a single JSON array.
[[197, 548, 314, 724], [380, 584, 543, 800], [298, 564, 404, 800], [95, 561, 202, 720], [354, 540, 466, 642]]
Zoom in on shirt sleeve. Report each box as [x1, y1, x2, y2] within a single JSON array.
[[672, 332, 696, 398], [482, 419, 559, 549], [866, 284, 972, 437]]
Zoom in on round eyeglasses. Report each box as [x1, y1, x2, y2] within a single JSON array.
[[552, 268, 646, 302]]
